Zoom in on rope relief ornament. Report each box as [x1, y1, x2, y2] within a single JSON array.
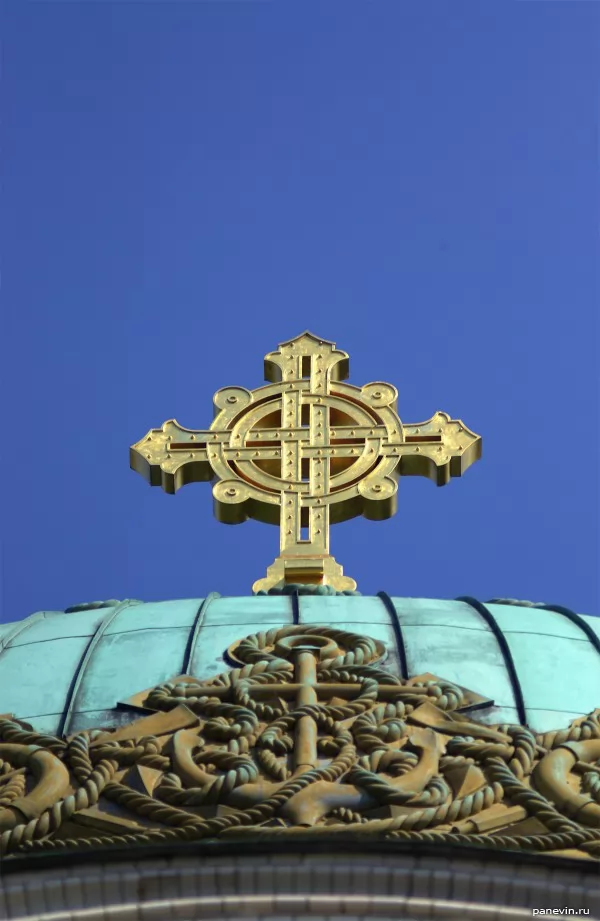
[[1, 626, 599, 860]]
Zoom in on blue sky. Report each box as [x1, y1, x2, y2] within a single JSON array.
[[1, 2, 598, 623]]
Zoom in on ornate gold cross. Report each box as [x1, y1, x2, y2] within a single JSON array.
[[130, 332, 482, 591]]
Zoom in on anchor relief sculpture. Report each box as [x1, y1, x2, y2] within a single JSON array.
[[1, 625, 599, 860]]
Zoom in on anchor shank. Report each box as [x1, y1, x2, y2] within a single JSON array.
[[293, 649, 318, 773]]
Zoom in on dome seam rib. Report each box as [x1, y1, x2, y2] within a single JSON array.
[[531, 604, 600, 662], [181, 593, 220, 675], [292, 590, 300, 625], [376, 592, 409, 679], [0, 611, 48, 657], [58, 600, 142, 738], [456, 596, 527, 726]]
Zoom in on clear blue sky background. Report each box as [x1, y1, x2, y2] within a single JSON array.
[[1, 3, 598, 624]]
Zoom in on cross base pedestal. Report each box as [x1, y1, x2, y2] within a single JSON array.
[[252, 554, 357, 594]]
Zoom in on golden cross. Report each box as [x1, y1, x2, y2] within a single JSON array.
[[130, 332, 482, 591]]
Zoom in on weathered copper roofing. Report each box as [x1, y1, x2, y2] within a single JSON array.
[[1, 595, 598, 737]]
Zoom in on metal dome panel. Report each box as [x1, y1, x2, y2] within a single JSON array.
[[0, 595, 598, 736]]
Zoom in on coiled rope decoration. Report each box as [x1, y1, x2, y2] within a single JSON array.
[[1, 625, 599, 859]]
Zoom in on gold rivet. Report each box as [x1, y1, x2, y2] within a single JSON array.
[[227, 395, 238, 404], [226, 488, 236, 497], [373, 484, 382, 492]]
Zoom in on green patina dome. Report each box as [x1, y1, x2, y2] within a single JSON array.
[[1, 593, 598, 737]]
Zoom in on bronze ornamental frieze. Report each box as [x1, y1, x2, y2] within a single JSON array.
[[1, 626, 599, 861]]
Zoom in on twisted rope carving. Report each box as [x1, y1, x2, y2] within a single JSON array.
[[536, 712, 600, 750], [329, 806, 369, 824], [0, 769, 26, 805], [232, 625, 381, 670], [155, 751, 259, 806], [0, 719, 67, 755], [387, 828, 594, 852], [581, 771, 600, 802], [0, 733, 118, 856], [1, 625, 599, 860]]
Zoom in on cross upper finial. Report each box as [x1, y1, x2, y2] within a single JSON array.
[[130, 333, 482, 592]]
